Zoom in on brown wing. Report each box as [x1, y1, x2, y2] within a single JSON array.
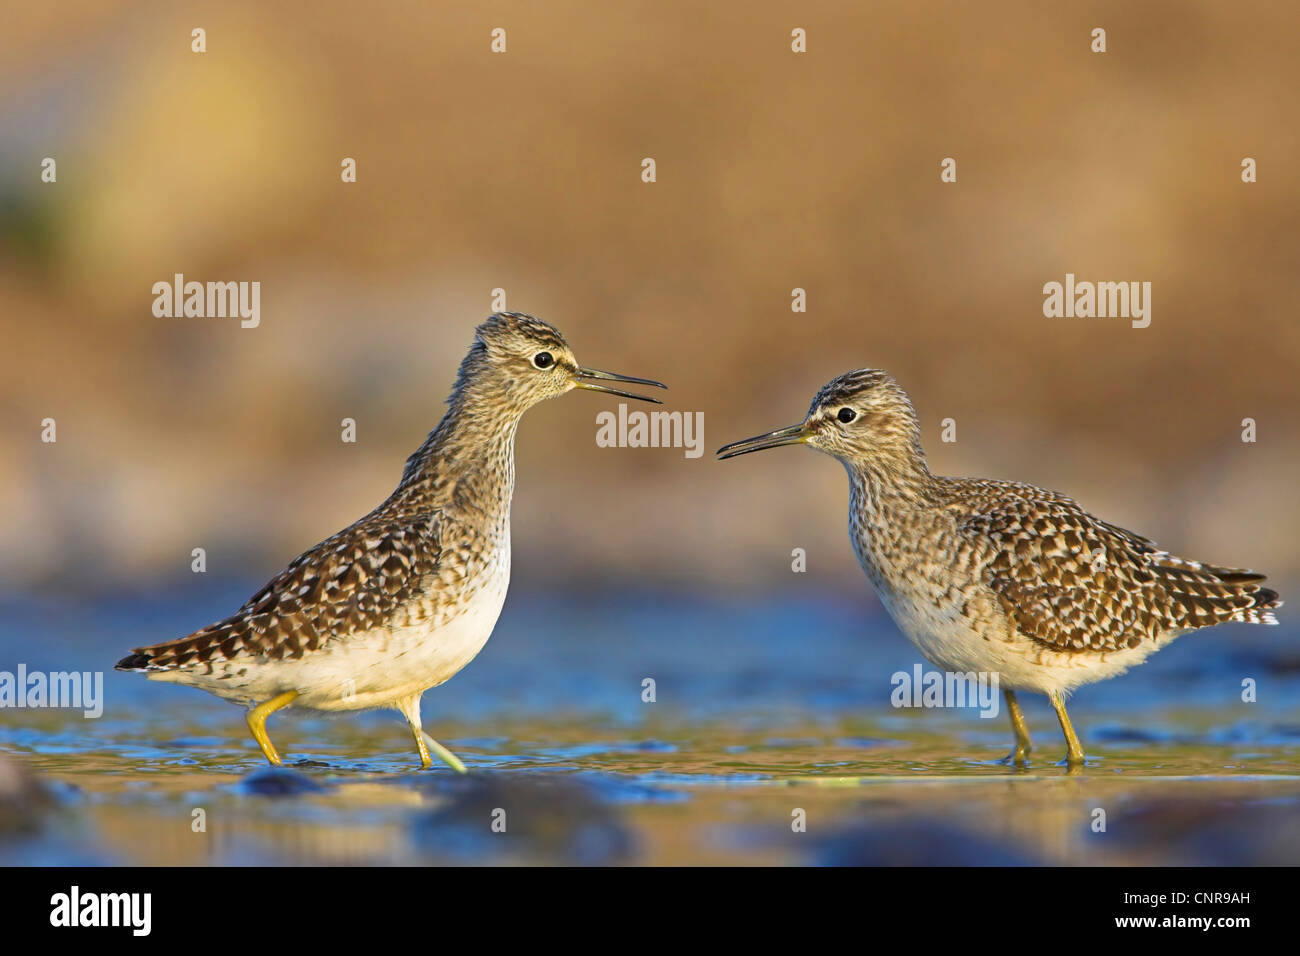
[[961, 496, 1280, 654], [117, 509, 443, 671]]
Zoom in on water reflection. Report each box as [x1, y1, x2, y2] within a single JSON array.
[[0, 587, 1297, 865]]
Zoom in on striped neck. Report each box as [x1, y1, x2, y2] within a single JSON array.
[[845, 446, 939, 545], [392, 383, 524, 520]]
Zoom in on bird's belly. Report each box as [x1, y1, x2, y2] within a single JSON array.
[[301, 567, 510, 711], [875, 580, 1180, 694], [167, 549, 512, 711], [874, 583, 988, 673]]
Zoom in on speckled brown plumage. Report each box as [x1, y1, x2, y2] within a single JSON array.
[[830, 372, 1281, 684], [719, 366, 1281, 765], [117, 509, 448, 671], [959, 486, 1278, 654], [116, 312, 666, 769], [116, 313, 552, 677]]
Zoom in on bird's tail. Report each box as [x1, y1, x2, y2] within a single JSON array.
[[114, 651, 156, 672], [1153, 554, 1281, 628]]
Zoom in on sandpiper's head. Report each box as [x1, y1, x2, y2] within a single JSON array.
[[454, 312, 665, 412], [717, 368, 925, 469]]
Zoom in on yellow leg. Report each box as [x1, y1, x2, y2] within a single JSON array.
[[1049, 690, 1086, 766], [396, 695, 467, 773], [420, 731, 468, 774], [245, 690, 299, 766], [412, 725, 433, 769], [1003, 688, 1033, 765]]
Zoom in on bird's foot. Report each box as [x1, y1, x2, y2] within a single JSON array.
[[1000, 745, 1032, 767], [1056, 749, 1088, 773]]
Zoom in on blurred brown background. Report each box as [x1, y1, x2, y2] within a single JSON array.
[[2, 1, 1297, 597]]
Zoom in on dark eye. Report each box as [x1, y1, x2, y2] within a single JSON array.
[[837, 407, 856, 423], [533, 351, 554, 369]]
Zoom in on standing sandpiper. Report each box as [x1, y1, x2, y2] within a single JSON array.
[[116, 313, 665, 770], [718, 369, 1281, 766]]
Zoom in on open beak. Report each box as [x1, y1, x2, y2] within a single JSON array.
[[573, 367, 667, 404], [716, 422, 811, 460]]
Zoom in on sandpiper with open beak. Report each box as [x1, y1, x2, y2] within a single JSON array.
[[117, 312, 666, 770]]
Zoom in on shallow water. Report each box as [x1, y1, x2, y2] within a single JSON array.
[[2, 585, 1298, 865]]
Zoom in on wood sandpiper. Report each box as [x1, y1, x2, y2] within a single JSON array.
[[117, 312, 665, 770], [718, 369, 1281, 766]]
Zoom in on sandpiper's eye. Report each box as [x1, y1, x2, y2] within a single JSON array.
[[837, 407, 856, 423], [533, 351, 554, 369]]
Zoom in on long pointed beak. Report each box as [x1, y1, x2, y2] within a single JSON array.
[[716, 422, 811, 460], [574, 366, 667, 404]]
